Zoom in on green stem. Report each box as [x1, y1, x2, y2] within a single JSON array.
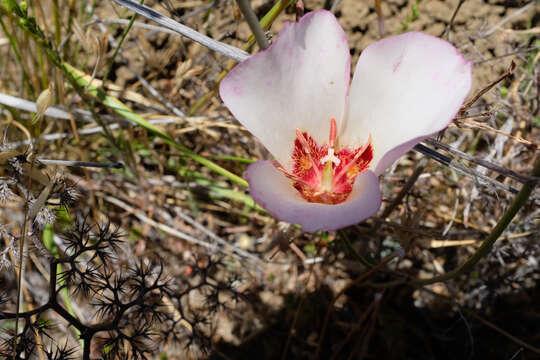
[[63, 63, 248, 187], [338, 230, 376, 268], [236, 0, 269, 50], [0, 2, 249, 188], [1, 0, 25, 17], [43, 224, 84, 349], [52, 0, 61, 46], [204, 154, 256, 164], [0, 15, 34, 95], [101, 0, 141, 86]]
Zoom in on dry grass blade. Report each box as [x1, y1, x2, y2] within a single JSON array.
[[413, 143, 522, 196], [425, 138, 539, 185], [0, 149, 22, 161], [103, 194, 263, 268], [27, 175, 55, 220], [479, 1, 536, 38]]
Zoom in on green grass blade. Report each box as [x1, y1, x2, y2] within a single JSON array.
[[62, 63, 249, 188]]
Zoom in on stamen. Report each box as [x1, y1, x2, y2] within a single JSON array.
[[295, 129, 321, 177], [351, 134, 372, 162], [273, 160, 313, 187], [333, 134, 372, 185]]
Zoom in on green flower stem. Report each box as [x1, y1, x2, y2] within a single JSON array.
[[338, 230, 376, 268], [375, 156, 540, 288], [179, 168, 265, 212], [52, 0, 61, 46], [236, 0, 269, 50]]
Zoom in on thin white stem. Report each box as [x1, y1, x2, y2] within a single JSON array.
[[0, 93, 70, 119], [113, 0, 249, 62], [4, 119, 177, 148]]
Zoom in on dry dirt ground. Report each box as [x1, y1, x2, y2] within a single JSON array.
[[0, 0, 538, 359]]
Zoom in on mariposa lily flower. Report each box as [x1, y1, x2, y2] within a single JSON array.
[[220, 10, 471, 232]]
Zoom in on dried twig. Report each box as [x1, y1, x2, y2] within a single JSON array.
[[441, 0, 466, 39], [474, 46, 540, 64], [479, 1, 535, 38], [460, 61, 516, 113], [330, 0, 341, 13], [374, 0, 385, 37], [5, 118, 179, 148], [453, 118, 537, 147]]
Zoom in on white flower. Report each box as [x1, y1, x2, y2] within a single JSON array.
[[220, 10, 471, 232]]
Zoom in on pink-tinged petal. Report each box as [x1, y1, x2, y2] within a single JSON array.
[[245, 161, 381, 232], [342, 31, 472, 175], [220, 10, 350, 171]]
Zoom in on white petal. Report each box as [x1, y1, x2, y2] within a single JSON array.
[[220, 10, 350, 170], [245, 161, 381, 232], [343, 31, 472, 175]]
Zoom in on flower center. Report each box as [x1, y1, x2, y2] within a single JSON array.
[[274, 118, 373, 204]]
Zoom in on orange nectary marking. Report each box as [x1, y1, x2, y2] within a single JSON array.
[[277, 122, 373, 205]]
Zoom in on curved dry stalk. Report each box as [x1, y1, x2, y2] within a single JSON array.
[[374, 156, 540, 288]]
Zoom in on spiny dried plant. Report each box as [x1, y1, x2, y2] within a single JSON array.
[[0, 215, 248, 359], [0, 150, 248, 359], [0, 148, 81, 273]]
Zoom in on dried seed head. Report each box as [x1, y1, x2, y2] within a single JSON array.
[[0, 180, 15, 203], [7, 157, 23, 174], [34, 206, 56, 230], [34, 83, 55, 124]]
